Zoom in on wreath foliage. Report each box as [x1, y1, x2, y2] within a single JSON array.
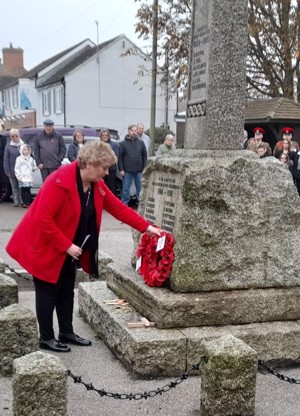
[[136, 231, 175, 287]]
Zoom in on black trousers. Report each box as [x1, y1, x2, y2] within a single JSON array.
[[20, 187, 31, 205], [33, 256, 76, 340]]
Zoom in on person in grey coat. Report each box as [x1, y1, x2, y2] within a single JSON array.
[[33, 119, 66, 182], [3, 128, 24, 206]]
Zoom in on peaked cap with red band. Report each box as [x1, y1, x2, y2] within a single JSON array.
[[282, 127, 294, 134], [253, 127, 265, 135]]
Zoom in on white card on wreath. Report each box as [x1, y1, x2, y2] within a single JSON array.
[[136, 256, 142, 271], [156, 235, 166, 252]]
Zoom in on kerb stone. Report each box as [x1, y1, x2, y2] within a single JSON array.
[[0, 273, 18, 309], [0, 303, 38, 376], [13, 351, 67, 416], [200, 335, 257, 416]]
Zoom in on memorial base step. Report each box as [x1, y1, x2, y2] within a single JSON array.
[[78, 281, 300, 378]]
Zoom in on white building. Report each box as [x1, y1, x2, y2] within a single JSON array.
[[0, 36, 176, 138]]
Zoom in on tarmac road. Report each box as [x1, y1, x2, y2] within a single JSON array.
[[1, 201, 300, 416]]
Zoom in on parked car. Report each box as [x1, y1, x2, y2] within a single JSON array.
[[0, 127, 97, 201]]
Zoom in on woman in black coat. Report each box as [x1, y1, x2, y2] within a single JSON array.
[[67, 130, 85, 162]]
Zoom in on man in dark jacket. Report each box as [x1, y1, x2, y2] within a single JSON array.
[[33, 119, 66, 182], [119, 124, 147, 205]]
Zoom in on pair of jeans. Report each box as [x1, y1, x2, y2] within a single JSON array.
[[121, 172, 142, 205]]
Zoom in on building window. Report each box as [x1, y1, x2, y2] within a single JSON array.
[[42, 91, 51, 115], [54, 87, 63, 114], [12, 87, 18, 108], [5, 90, 11, 110]]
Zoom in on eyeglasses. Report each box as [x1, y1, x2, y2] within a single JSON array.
[[283, 133, 292, 136]]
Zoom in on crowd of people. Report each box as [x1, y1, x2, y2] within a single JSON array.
[[243, 126, 300, 195], [3, 119, 177, 208]]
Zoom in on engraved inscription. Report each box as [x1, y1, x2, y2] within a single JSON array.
[[191, 24, 211, 93], [144, 174, 182, 233]]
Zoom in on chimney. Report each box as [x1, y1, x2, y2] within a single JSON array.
[[1, 43, 26, 76]]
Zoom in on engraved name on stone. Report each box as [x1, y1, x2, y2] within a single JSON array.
[[191, 24, 210, 94], [145, 174, 182, 232]]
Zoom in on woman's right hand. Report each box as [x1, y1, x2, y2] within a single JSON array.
[[66, 244, 82, 261]]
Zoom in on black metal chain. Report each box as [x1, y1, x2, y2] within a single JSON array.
[[258, 359, 300, 384], [68, 356, 207, 400], [4, 263, 34, 285], [15, 324, 27, 356]]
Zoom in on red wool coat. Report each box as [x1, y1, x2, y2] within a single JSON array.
[[6, 162, 150, 283]]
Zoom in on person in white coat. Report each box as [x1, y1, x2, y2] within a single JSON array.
[[14, 144, 37, 208]]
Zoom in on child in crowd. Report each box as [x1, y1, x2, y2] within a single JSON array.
[[14, 144, 37, 208], [257, 144, 267, 158]]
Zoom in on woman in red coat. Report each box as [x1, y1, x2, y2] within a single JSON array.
[[6, 141, 160, 352]]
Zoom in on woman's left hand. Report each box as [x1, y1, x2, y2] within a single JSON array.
[[146, 225, 162, 236]]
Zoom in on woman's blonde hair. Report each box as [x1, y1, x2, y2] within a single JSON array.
[[77, 140, 117, 168], [9, 128, 20, 137]]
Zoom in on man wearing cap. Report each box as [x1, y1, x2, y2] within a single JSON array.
[[273, 127, 299, 155], [247, 127, 272, 156], [33, 119, 66, 182]]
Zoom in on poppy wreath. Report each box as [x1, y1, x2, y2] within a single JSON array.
[[136, 230, 175, 287]]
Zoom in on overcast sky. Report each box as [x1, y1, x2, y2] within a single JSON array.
[[2, 0, 148, 70]]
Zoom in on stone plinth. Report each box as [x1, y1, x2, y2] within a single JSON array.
[[200, 335, 257, 416], [78, 281, 300, 377], [105, 262, 300, 328], [0, 304, 38, 376], [139, 151, 300, 292], [13, 351, 67, 416], [0, 273, 18, 309]]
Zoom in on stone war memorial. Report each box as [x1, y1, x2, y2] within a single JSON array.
[[79, 0, 300, 378]]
